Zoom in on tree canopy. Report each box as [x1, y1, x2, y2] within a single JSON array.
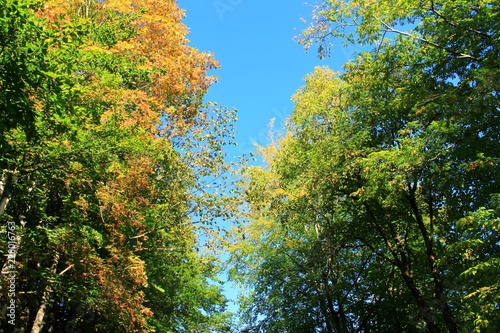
[[1, 0, 235, 332], [1, 0, 499, 332], [231, 1, 500, 332]]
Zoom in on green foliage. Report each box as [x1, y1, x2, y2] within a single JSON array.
[[232, 1, 500, 332], [0, 0, 235, 332]]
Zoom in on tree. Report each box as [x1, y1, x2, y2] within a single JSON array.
[[1, 0, 234, 332], [232, 1, 500, 332]]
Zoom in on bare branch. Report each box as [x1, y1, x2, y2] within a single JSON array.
[[59, 264, 74, 276]]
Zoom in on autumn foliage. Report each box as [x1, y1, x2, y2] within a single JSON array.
[[0, 0, 231, 332]]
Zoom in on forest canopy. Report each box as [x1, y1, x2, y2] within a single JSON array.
[[0, 0, 235, 332], [1, 0, 499, 332], [231, 1, 500, 332]]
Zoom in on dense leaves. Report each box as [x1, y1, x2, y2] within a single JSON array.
[[232, 1, 500, 332], [2, 0, 499, 332], [0, 0, 234, 332]]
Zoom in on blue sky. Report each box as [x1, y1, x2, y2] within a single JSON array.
[[178, 1, 361, 158], [177, 0, 359, 316]]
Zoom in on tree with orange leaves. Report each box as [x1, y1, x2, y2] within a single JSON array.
[[0, 0, 234, 332]]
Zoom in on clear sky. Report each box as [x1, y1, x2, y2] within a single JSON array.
[[177, 0, 359, 316], [178, 1, 361, 159]]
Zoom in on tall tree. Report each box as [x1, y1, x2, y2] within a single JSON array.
[[0, 0, 234, 332], [232, 1, 500, 332]]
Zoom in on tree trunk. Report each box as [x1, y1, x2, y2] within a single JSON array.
[[338, 302, 349, 333], [31, 254, 60, 333], [408, 186, 458, 333], [399, 264, 441, 333], [0, 171, 17, 217], [325, 286, 342, 333], [365, 200, 443, 333], [316, 285, 335, 333], [323, 273, 348, 333]]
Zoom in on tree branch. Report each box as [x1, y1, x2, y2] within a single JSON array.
[[58, 264, 74, 276], [429, 0, 492, 40], [380, 20, 481, 63]]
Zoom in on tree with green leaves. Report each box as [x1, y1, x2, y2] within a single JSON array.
[[232, 1, 500, 332], [1, 0, 235, 332]]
